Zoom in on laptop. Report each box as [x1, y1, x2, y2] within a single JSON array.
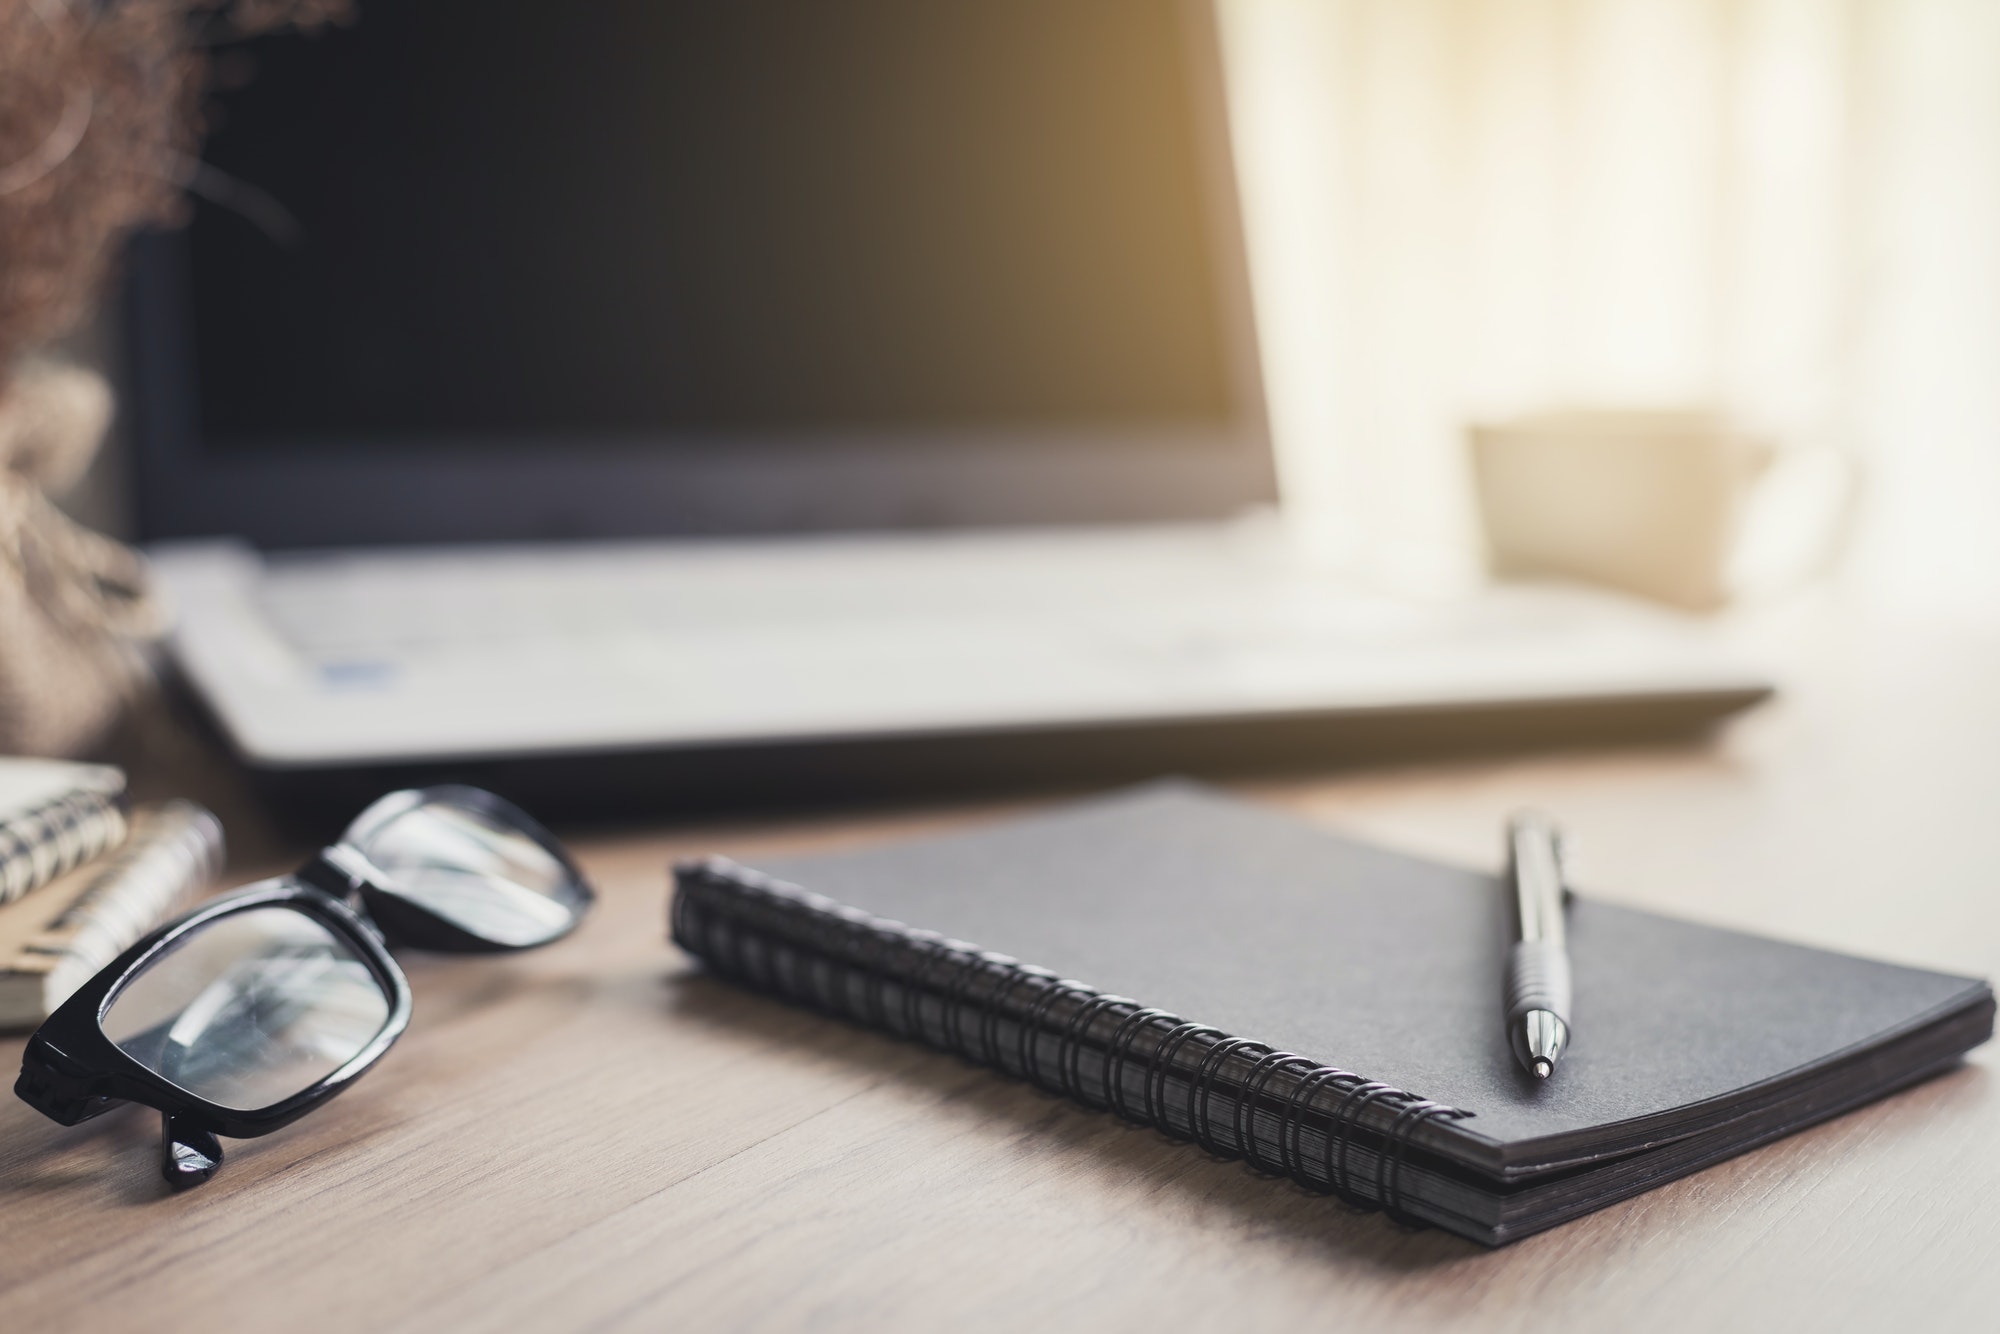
[[126, 0, 1768, 809]]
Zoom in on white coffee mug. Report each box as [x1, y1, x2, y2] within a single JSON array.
[[1469, 408, 1853, 611]]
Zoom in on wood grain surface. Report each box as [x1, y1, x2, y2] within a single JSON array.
[[2, 600, 1995, 1332]]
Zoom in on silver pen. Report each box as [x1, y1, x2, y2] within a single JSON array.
[[1504, 813, 1573, 1079]]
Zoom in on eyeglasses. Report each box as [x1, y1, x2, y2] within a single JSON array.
[[12, 785, 593, 1188]]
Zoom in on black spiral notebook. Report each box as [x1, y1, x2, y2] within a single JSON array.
[[671, 782, 1994, 1245]]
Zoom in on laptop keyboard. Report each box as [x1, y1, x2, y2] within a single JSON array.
[[249, 534, 1688, 730], [152, 527, 1761, 761]]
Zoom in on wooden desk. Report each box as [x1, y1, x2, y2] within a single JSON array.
[[3, 602, 1994, 1331]]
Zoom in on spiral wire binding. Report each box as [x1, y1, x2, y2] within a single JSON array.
[[671, 857, 1474, 1229], [1, 785, 127, 906]]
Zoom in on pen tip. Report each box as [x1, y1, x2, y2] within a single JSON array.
[[1532, 1057, 1552, 1079]]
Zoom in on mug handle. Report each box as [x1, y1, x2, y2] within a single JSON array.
[[1727, 440, 1861, 602]]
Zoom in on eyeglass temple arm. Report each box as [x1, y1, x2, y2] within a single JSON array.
[[161, 1113, 224, 1190]]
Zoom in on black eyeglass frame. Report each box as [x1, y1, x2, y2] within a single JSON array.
[[14, 879, 411, 1139], [294, 784, 595, 954], [13, 784, 592, 1186]]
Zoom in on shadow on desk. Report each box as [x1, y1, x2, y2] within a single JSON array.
[[659, 970, 1486, 1273], [656, 968, 1992, 1280], [0, 1057, 163, 1209], [112, 663, 1755, 842]]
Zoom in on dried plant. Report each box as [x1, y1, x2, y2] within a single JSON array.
[[0, 0, 345, 758], [0, 0, 348, 382]]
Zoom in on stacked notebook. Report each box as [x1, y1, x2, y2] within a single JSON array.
[[0, 760, 224, 1029], [671, 782, 1994, 1245]]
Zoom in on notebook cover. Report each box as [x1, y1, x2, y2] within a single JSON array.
[[750, 781, 1992, 1175]]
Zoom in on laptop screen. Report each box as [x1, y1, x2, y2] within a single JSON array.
[[131, 0, 1271, 545]]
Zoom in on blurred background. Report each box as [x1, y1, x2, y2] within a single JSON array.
[[40, 0, 1999, 607], [1222, 0, 2000, 613], [3, 0, 1998, 811]]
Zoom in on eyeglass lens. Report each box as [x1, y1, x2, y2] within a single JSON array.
[[352, 799, 584, 947], [101, 908, 392, 1113]]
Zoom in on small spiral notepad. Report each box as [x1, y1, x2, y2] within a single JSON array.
[[672, 782, 1994, 1245], [0, 760, 128, 908], [0, 802, 224, 1029]]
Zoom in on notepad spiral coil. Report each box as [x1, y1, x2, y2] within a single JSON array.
[[0, 784, 126, 907], [672, 857, 1474, 1224]]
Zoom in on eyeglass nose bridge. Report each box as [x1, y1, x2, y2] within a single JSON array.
[[295, 844, 382, 907]]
